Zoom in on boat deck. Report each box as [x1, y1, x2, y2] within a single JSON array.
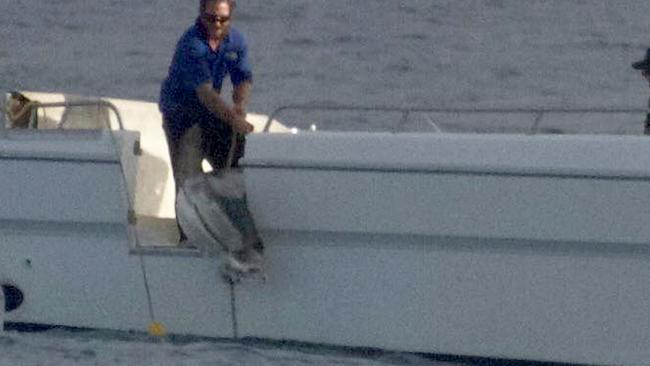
[[131, 215, 201, 256]]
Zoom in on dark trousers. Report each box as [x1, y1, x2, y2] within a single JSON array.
[[163, 114, 246, 241]]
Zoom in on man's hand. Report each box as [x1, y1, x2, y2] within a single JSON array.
[[232, 115, 254, 133], [232, 104, 253, 133], [196, 82, 254, 133]]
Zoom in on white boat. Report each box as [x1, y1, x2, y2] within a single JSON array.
[[1, 91, 650, 365]]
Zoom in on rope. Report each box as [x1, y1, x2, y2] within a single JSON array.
[[0, 285, 5, 333], [225, 132, 239, 338], [225, 132, 239, 171], [138, 253, 157, 324], [96, 103, 158, 331], [229, 281, 238, 339]]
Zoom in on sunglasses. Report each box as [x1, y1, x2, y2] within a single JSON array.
[[201, 13, 231, 24]]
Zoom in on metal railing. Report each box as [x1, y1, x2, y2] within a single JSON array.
[[28, 100, 124, 130], [264, 104, 650, 134]]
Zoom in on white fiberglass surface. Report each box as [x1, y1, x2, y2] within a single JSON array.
[[2, 1, 650, 365]]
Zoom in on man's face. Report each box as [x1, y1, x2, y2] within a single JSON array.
[[201, 0, 231, 41]]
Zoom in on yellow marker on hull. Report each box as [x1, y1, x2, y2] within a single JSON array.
[[148, 322, 167, 337]]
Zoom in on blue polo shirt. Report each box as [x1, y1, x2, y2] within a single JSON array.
[[159, 20, 253, 135]]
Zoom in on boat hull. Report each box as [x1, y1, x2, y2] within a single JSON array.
[[2, 118, 650, 365], [240, 132, 650, 365]]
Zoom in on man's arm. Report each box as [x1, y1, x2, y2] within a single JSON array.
[[196, 82, 253, 133], [232, 81, 252, 117]]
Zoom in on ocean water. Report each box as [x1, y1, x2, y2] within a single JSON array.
[[0, 330, 455, 366], [1, 1, 650, 365], [2, 1, 650, 117]]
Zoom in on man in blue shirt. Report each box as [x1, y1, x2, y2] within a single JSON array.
[[160, 0, 254, 241]]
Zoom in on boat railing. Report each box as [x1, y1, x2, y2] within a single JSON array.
[[1, 98, 125, 131], [29, 100, 125, 130], [264, 104, 650, 134]]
